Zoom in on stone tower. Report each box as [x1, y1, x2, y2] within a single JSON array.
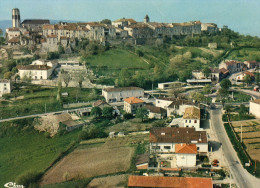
[[12, 8, 21, 28], [144, 14, 150, 23]]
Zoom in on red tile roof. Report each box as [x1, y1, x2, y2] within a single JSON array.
[[124, 97, 145, 104], [244, 71, 254, 77], [219, 68, 229, 74], [8, 37, 20, 43], [128, 176, 213, 188], [149, 127, 207, 144], [47, 35, 57, 38], [175, 144, 197, 154]]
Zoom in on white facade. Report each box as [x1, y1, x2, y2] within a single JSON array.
[[184, 118, 200, 130], [0, 80, 11, 97], [150, 142, 208, 154], [249, 100, 260, 118], [155, 98, 174, 109], [167, 104, 194, 117], [18, 69, 52, 80], [102, 87, 144, 103], [176, 153, 196, 167]]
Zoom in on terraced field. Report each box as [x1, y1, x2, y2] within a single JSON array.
[[232, 119, 260, 161]]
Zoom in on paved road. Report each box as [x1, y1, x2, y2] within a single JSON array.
[[210, 107, 260, 188]]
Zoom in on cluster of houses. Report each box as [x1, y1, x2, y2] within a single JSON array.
[[101, 86, 210, 170], [6, 8, 219, 49], [189, 60, 260, 85]]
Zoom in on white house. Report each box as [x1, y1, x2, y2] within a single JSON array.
[[149, 127, 208, 168], [17, 59, 57, 80], [249, 99, 260, 118], [0, 79, 11, 97], [102, 87, 144, 103], [183, 106, 201, 130], [150, 127, 208, 155], [175, 144, 197, 167], [158, 81, 184, 90], [167, 99, 197, 117], [124, 97, 145, 114], [236, 71, 254, 82], [155, 97, 175, 109]]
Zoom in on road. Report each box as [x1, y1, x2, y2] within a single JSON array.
[[0, 107, 89, 123], [210, 107, 260, 188]]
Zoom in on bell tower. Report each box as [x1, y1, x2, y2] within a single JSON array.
[[144, 14, 150, 23], [12, 8, 21, 28]]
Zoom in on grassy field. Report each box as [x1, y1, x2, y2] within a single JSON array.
[[232, 119, 260, 161], [86, 48, 149, 69], [86, 174, 128, 188], [0, 84, 101, 119], [227, 47, 260, 61], [0, 118, 80, 187], [40, 142, 135, 185]]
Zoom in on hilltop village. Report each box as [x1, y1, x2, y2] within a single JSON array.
[[0, 8, 260, 188]]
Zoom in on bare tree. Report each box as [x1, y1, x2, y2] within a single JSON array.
[[62, 71, 71, 87], [75, 70, 85, 89]]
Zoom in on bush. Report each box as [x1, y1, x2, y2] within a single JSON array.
[[15, 170, 43, 187], [123, 113, 134, 120]]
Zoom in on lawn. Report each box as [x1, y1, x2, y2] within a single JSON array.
[[227, 47, 260, 61], [0, 84, 101, 119], [86, 48, 150, 70], [0, 118, 81, 187]]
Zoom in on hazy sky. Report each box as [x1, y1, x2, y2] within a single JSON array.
[[0, 0, 260, 36]]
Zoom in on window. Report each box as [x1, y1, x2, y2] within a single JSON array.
[[194, 120, 197, 123], [4, 84, 6, 86], [189, 120, 191, 123], [164, 146, 171, 149], [152, 146, 160, 149], [197, 147, 200, 151], [185, 120, 187, 123]]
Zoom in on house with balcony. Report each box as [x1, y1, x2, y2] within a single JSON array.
[[149, 127, 208, 168]]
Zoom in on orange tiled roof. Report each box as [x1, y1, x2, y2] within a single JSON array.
[[47, 35, 57, 38], [244, 71, 254, 77], [114, 18, 137, 24], [128, 176, 213, 188], [124, 97, 145, 104], [8, 37, 20, 43], [175, 144, 197, 154]]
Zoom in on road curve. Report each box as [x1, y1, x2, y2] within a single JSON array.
[[210, 107, 260, 188]]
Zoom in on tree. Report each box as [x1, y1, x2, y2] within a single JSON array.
[[202, 67, 211, 78], [0, 28, 2, 36], [168, 84, 185, 98], [136, 108, 149, 122], [239, 104, 248, 117], [190, 92, 205, 103], [217, 88, 229, 107], [102, 107, 114, 119], [100, 19, 112, 25], [224, 105, 232, 115], [4, 71, 13, 79], [56, 74, 62, 103], [58, 45, 65, 54], [243, 74, 252, 86], [255, 72, 260, 87], [47, 52, 59, 60], [61, 71, 71, 87], [75, 71, 85, 89], [220, 79, 232, 90], [90, 107, 102, 118], [203, 84, 212, 95]]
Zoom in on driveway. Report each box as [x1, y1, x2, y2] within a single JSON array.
[[210, 107, 260, 188]]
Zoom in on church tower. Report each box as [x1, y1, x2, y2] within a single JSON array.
[[12, 8, 21, 28], [144, 14, 150, 23]]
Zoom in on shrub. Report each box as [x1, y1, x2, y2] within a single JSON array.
[[15, 170, 43, 187]]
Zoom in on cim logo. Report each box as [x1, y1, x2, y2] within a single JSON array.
[[4, 182, 25, 188]]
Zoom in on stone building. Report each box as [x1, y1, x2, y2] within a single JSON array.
[[124, 97, 145, 114]]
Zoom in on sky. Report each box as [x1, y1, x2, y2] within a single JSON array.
[[0, 0, 260, 36]]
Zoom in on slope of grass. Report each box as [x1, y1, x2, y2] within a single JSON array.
[[0, 119, 80, 186], [86, 48, 149, 69], [227, 47, 260, 61]]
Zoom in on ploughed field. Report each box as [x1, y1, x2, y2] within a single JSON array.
[[40, 142, 135, 185]]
